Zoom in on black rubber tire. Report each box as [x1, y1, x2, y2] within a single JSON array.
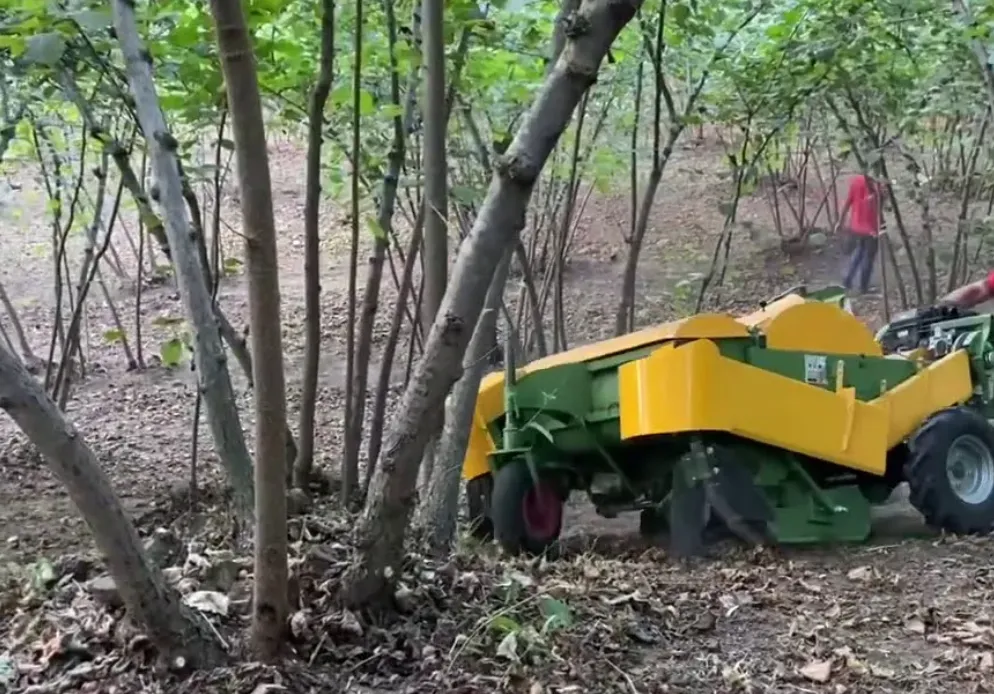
[[491, 461, 563, 556], [465, 474, 494, 540], [906, 406, 994, 535], [639, 508, 669, 537]]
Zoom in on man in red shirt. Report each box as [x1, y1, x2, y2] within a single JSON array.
[[835, 173, 884, 294], [941, 271, 994, 309]]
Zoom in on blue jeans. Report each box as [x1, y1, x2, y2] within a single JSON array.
[[843, 233, 878, 293]]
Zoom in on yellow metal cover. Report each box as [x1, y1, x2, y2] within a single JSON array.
[[617, 340, 973, 476]]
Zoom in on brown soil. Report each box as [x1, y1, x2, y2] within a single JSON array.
[[1, 133, 992, 693]]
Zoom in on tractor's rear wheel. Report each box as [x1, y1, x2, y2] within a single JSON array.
[[907, 407, 994, 535], [491, 461, 564, 556], [465, 473, 494, 540]]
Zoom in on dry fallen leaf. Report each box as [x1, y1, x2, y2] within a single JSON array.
[[183, 590, 229, 616], [846, 566, 872, 581], [905, 618, 926, 635], [800, 659, 833, 683]]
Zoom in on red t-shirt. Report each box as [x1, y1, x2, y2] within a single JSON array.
[[846, 175, 880, 236], [986, 270, 994, 293]]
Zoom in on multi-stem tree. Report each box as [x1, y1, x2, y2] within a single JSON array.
[[341, 0, 645, 608]]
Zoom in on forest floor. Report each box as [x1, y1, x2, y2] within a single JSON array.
[[1, 132, 993, 693]]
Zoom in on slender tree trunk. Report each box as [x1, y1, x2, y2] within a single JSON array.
[[342, 0, 365, 507], [294, 0, 336, 489], [345, 0, 421, 507], [208, 0, 289, 660], [417, 247, 512, 552], [417, 0, 450, 496], [0, 280, 36, 365], [0, 342, 225, 667], [111, 0, 254, 515], [340, 0, 642, 609]]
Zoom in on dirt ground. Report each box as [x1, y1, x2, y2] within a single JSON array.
[[1, 133, 993, 693]]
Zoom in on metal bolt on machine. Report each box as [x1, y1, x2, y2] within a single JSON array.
[[460, 285, 994, 557]]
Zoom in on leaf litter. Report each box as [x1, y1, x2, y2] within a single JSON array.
[[1, 495, 994, 694]]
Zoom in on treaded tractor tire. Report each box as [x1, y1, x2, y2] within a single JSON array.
[[639, 508, 669, 537], [906, 407, 994, 535], [465, 474, 494, 540], [491, 462, 563, 556]]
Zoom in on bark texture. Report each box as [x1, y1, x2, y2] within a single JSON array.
[[341, 0, 643, 608], [0, 342, 225, 667], [208, 0, 289, 660], [416, 0, 451, 498], [417, 248, 512, 551], [112, 0, 254, 514]]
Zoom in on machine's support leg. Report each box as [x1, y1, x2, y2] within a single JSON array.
[[668, 442, 711, 558], [669, 437, 772, 557]]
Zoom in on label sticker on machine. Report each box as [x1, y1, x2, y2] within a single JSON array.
[[804, 355, 828, 385]]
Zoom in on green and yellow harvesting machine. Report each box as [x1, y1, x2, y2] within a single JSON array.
[[461, 286, 994, 556]]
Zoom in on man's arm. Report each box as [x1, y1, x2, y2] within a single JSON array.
[[940, 274, 994, 309]]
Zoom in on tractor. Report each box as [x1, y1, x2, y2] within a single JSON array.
[[460, 285, 994, 557]]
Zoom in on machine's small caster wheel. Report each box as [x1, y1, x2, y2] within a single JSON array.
[[907, 407, 994, 535], [491, 461, 564, 556], [639, 507, 669, 537], [465, 473, 494, 540]]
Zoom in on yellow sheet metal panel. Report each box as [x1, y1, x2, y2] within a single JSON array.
[[461, 371, 504, 481], [507, 312, 749, 377], [462, 407, 497, 481], [618, 339, 890, 475], [671, 313, 751, 339], [877, 350, 973, 448], [460, 314, 749, 481], [762, 302, 883, 356], [737, 293, 807, 329]]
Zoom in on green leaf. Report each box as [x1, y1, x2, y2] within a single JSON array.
[[218, 138, 235, 150], [670, 3, 691, 27], [24, 32, 67, 66], [223, 256, 243, 274], [31, 558, 55, 591], [102, 328, 125, 344], [160, 338, 185, 368], [450, 184, 483, 205], [72, 9, 112, 32], [488, 614, 521, 634], [152, 315, 185, 327], [330, 85, 351, 106], [539, 596, 573, 633], [366, 216, 387, 241], [358, 89, 375, 115], [0, 35, 26, 55], [380, 103, 404, 119]]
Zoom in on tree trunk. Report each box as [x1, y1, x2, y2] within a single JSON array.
[[294, 0, 336, 489], [0, 279, 36, 365], [417, 0, 450, 497], [340, 0, 642, 609], [345, 0, 422, 508], [111, 0, 254, 515], [0, 342, 225, 667], [208, 0, 289, 660], [417, 247, 512, 553], [342, 0, 365, 507]]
